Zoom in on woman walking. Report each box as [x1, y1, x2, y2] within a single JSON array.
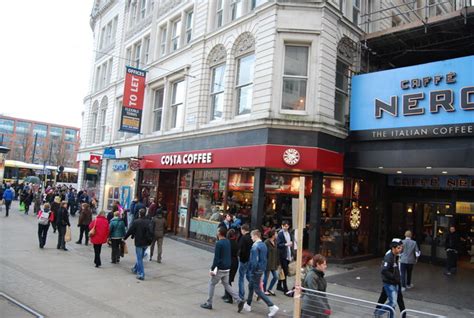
[[51, 196, 61, 233], [89, 210, 109, 268], [264, 229, 279, 296], [37, 203, 54, 248], [109, 211, 126, 264], [76, 203, 92, 245], [301, 254, 331, 318], [56, 201, 71, 251]]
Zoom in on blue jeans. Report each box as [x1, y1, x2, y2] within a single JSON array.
[[238, 261, 251, 299], [247, 271, 274, 307], [264, 270, 278, 292], [375, 284, 398, 318], [133, 246, 146, 278]]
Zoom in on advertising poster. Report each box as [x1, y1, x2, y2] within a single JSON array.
[[120, 66, 146, 134]]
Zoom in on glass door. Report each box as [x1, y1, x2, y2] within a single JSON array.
[[421, 202, 453, 263]]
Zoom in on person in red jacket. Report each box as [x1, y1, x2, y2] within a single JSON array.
[[89, 210, 110, 268]]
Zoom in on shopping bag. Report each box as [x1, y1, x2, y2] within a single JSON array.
[[288, 261, 297, 276], [278, 266, 286, 280], [65, 226, 72, 242], [120, 241, 128, 257], [19, 202, 26, 212]]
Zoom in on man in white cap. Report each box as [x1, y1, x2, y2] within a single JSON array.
[[374, 238, 403, 318]]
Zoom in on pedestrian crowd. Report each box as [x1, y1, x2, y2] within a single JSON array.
[[0, 181, 465, 317]]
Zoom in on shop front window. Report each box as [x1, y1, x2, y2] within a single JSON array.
[[227, 170, 254, 223], [189, 169, 227, 243]]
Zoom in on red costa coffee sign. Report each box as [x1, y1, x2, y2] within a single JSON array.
[[141, 145, 343, 174], [90, 154, 101, 165]]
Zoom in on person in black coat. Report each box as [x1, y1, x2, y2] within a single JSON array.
[[276, 220, 293, 293], [56, 201, 71, 251], [123, 209, 153, 280], [223, 229, 239, 304], [445, 225, 461, 275]]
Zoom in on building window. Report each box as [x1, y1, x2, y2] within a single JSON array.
[[159, 26, 167, 56], [236, 54, 255, 115], [144, 36, 150, 64], [153, 88, 164, 131], [335, 59, 350, 123], [33, 124, 47, 137], [64, 129, 77, 142], [133, 42, 141, 68], [0, 119, 14, 134], [16, 122, 32, 135], [170, 80, 185, 128], [185, 11, 193, 44], [130, 1, 138, 27], [49, 127, 63, 140], [91, 106, 98, 143], [210, 64, 226, 120], [251, 0, 267, 10], [216, 0, 224, 28], [353, 0, 360, 26], [99, 108, 107, 142], [282, 45, 308, 111], [140, 0, 147, 20], [171, 19, 182, 52], [231, 0, 243, 21]]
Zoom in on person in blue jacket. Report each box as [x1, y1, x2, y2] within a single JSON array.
[[3, 184, 15, 217]]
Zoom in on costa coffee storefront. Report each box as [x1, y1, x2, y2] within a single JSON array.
[[347, 55, 474, 264], [138, 128, 378, 260]]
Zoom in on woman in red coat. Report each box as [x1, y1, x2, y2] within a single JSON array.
[[89, 210, 110, 268]]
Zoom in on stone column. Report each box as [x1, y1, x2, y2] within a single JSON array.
[[251, 168, 266, 229]]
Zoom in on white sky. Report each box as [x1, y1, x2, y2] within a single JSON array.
[[0, 1, 93, 129]]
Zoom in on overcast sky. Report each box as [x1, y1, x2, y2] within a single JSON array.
[[0, 1, 93, 129]]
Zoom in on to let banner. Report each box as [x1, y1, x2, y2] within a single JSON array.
[[120, 66, 146, 134]]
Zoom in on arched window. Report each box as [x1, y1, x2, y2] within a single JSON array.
[[208, 44, 227, 121], [233, 32, 255, 116], [90, 101, 99, 144], [334, 37, 357, 125], [99, 96, 108, 142]]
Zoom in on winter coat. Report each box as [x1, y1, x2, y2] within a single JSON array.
[[302, 268, 330, 318], [124, 217, 153, 247], [78, 206, 92, 226], [37, 208, 55, 224], [445, 231, 461, 252], [238, 232, 253, 263], [277, 230, 294, 261], [89, 215, 110, 245], [265, 238, 279, 271], [381, 251, 401, 285], [109, 217, 126, 239], [400, 238, 420, 264], [3, 188, 14, 201], [55, 207, 70, 227], [229, 238, 239, 283], [152, 215, 167, 238]]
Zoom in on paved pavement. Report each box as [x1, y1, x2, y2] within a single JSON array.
[[1, 201, 473, 317]]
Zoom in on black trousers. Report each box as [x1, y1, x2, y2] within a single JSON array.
[[93, 244, 102, 266], [400, 263, 414, 287], [278, 258, 290, 291], [78, 225, 90, 244], [38, 223, 50, 247], [111, 239, 121, 263], [57, 225, 66, 249], [446, 250, 458, 274], [5, 200, 12, 216]]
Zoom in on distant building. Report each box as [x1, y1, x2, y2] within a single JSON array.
[[0, 115, 80, 168]]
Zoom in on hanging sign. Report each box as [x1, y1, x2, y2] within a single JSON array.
[[120, 66, 146, 134]]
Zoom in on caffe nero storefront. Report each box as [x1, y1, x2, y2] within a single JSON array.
[[347, 55, 474, 265]]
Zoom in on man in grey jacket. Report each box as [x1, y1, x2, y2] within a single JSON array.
[[400, 231, 420, 291]]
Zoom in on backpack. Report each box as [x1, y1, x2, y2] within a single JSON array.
[[144, 220, 155, 245], [38, 210, 50, 225]]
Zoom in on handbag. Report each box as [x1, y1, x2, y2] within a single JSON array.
[[278, 266, 286, 280], [288, 261, 297, 276], [65, 226, 72, 242], [89, 219, 97, 237], [19, 202, 26, 212]]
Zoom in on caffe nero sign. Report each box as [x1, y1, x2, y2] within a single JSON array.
[[350, 55, 474, 140]]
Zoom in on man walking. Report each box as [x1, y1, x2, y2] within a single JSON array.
[[277, 220, 293, 294], [124, 209, 153, 280], [400, 230, 420, 290], [149, 212, 167, 262], [375, 238, 403, 318], [3, 184, 14, 217], [242, 229, 279, 317], [445, 225, 461, 275], [200, 226, 245, 312], [238, 224, 253, 300]]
